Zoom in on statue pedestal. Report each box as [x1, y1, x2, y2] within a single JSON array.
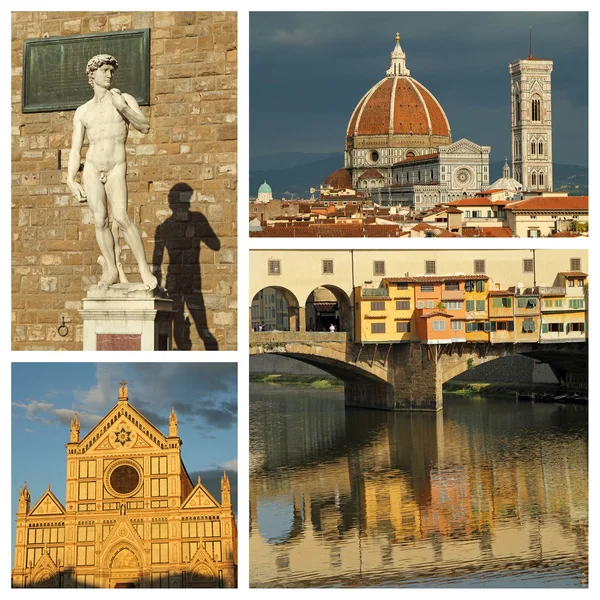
[[80, 284, 174, 351]]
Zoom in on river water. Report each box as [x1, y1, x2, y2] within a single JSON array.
[[249, 383, 588, 588]]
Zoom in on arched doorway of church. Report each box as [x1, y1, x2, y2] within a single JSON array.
[[107, 547, 142, 588], [188, 563, 218, 588]]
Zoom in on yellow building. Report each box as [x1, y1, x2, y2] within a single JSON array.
[[13, 382, 237, 588]]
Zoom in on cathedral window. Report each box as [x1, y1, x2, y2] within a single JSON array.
[[151, 573, 169, 588], [151, 523, 168, 539], [205, 541, 222, 562], [531, 173, 537, 186], [539, 142, 544, 155], [151, 478, 168, 497], [79, 481, 96, 500], [77, 525, 95, 542], [515, 93, 521, 122], [76, 545, 95, 566], [539, 173, 544, 186], [531, 98, 541, 121], [531, 142, 536, 155], [151, 543, 169, 563], [75, 575, 95, 588], [151, 456, 168, 474], [79, 460, 96, 478]]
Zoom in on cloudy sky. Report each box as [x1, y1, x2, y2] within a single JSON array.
[[12, 363, 238, 548], [250, 12, 588, 167]]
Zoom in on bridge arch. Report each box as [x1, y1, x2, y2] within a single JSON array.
[[304, 284, 353, 334], [250, 286, 300, 332], [249, 336, 390, 385]]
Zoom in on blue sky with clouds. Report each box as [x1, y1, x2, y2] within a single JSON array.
[[250, 11, 588, 167], [11, 363, 238, 551]]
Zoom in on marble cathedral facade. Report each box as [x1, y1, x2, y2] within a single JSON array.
[[13, 382, 237, 588]]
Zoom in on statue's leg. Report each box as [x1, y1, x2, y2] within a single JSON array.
[[106, 163, 157, 291], [83, 164, 119, 286], [110, 219, 129, 283]]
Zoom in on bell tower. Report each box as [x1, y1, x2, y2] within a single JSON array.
[[509, 33, 553, 192]]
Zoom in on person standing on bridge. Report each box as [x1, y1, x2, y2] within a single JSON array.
[[329, 324, 336, 333]]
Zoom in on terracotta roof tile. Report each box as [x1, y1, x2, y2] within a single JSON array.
[[507, 196, 588, 212], [559, 271, 587, 277], [385, 275, 489, 283], [488, 290, 515, 296], [420, 310, 454, 319], [358, 168, 385, 180], [461, 227, 513, 238], [394, 152, 439, 166]]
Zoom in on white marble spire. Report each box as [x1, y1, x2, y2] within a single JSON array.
[[386, 32, 410, 77]]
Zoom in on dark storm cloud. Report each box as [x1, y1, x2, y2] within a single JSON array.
[[250, 12, 588, 166], [71, 363, 237, 434]]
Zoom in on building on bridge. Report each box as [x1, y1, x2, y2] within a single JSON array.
[[355, 272, 586, 346], [13, 382, 237, 589]]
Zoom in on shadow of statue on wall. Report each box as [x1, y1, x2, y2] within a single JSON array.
[[153, 183, 220, 350]]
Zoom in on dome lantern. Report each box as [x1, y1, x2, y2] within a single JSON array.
[[386, 32, 410, 77]]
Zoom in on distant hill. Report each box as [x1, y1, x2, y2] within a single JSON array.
[[250, 154, 344, 199], [250, 154, 588, 199], [489, 161, 588, 195], [250, 151, 340, 172]]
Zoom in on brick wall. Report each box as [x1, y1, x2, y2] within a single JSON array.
[[12, 11, 237, 350]]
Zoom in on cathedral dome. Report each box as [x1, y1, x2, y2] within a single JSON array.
[[324, 168, 353, 189], [345, 34, 452, 151], [347, 76, 451, 139]]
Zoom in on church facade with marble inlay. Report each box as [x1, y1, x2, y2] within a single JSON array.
[[12, 382, 237, 588]]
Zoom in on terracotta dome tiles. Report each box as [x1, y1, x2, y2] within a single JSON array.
[[393, 79, 429, 135], [324, 168, 353, 189], [411, 80, 450, 137], [355, 78, 394, 136], [348, 76, 450, 139]]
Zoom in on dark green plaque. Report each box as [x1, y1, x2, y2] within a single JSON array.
[[22, 29, 150, 113]]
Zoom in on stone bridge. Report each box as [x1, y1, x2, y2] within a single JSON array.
[[249, 332, 588, 411]]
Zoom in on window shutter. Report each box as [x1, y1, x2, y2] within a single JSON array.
[[466, 322, 472, 333], [476, 300, 485, 311], [542, 323, 548, 333], [476, 280, 484, 292], [466, 300, 474, 312], [493, 298, 502, 309], [566, 323, 571, 334], [484, 322, 491, 332], [490, 322, 497, 332], [508, 321, 514, 332], [559, 323, 564, 332]]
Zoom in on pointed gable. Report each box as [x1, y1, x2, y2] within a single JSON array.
[[29, 489, 66, 516], [181, 482, 221, 510], [78, 401, 170, 455]]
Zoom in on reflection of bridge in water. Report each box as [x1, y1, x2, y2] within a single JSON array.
[[249, 387, 588, 587], [250, 332, 587, 411]]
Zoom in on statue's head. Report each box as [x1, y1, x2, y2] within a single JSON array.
[[86, 54, 119, 88]]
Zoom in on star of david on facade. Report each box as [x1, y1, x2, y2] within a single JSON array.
[[114, 427, 132, 446]]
